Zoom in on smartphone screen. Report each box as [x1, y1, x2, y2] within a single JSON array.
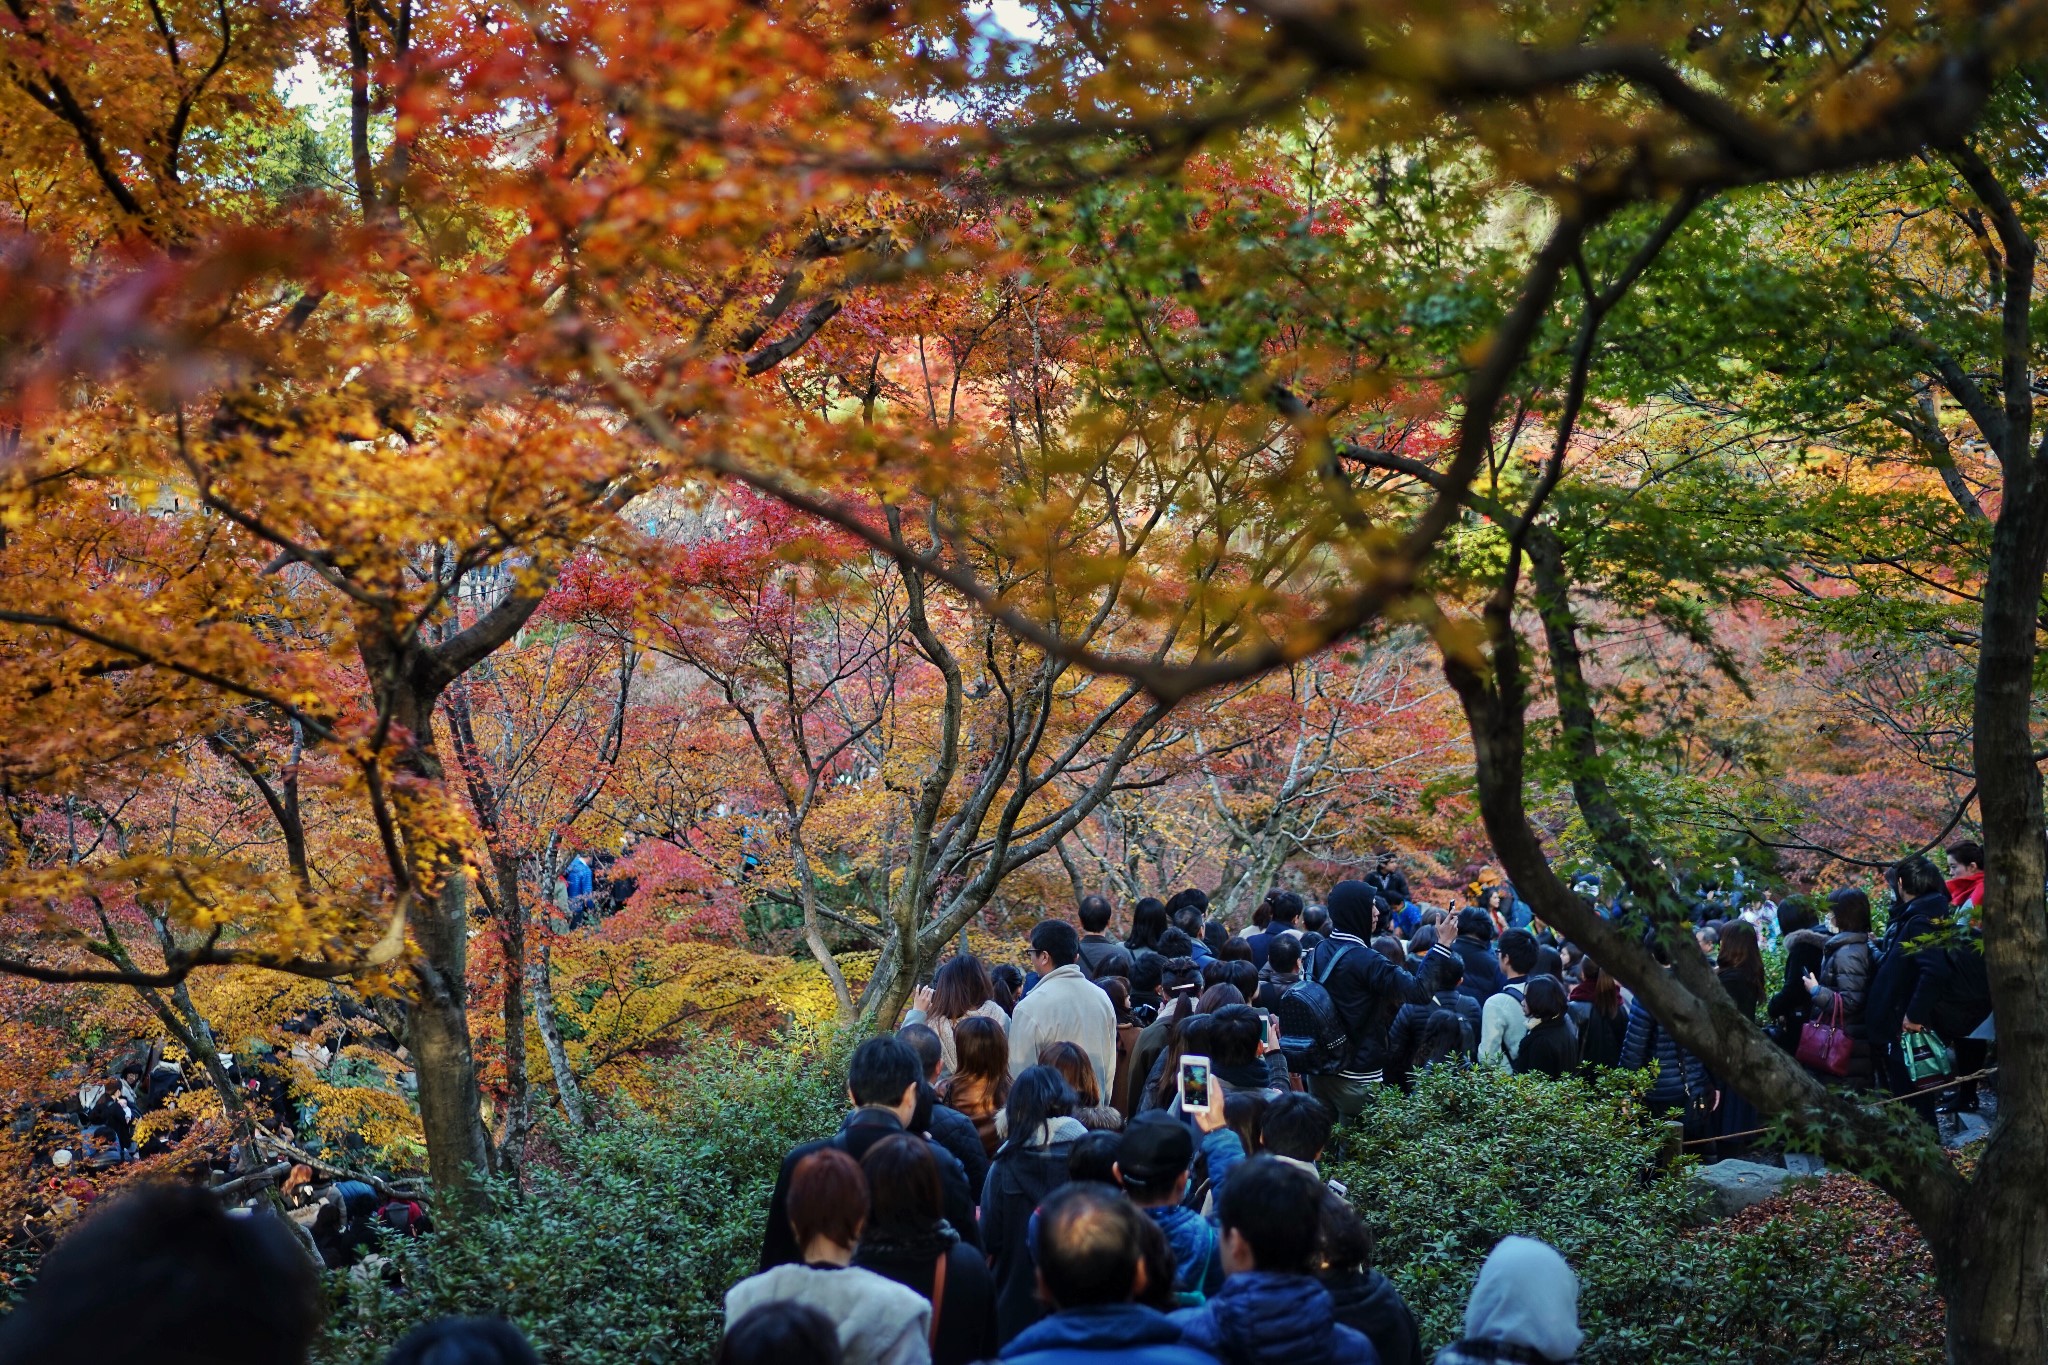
[[1178, 1054, 1210, 1110]]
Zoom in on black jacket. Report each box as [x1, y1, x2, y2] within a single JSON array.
[[922, 1091, 992, 1199], [1569, 1000, 1627, 1071], [982, 1138, 1079, 1344], [1312, 935, 1433, 1078], [1254, 966, 1301, 1013], [1766, 927, 1829, 1038], [1920, 932, 1993, 1041], [1512, 1016, 1579, 1079], [1386, 990, 1478, 1081], [1865, 893, 1952, 1045], [759, 1109, 981, 1270], [1323, 1268, 1423, 1365], [1077, 934, 1135, 982], [854, 1227, 999, 1365], [1450, 935, 1509, 1005]]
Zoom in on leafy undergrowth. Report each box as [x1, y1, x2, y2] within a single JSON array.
[[1711, 1174, 1944, 1362], [1333, 1068, 1945, 1365]]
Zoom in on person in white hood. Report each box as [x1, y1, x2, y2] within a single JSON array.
[[1434, 1236, 1584, 1365]]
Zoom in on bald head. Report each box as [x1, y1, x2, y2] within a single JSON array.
[[1035, 1183, 1146, 1309]]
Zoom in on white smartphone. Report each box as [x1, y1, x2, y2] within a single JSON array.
[[1178, 1053, 1211, 1111]]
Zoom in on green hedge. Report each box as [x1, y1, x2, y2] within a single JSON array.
[[1331, 1065, 1938, 1365], [319, 1041, 1937, 1365], [318, 1037, 843, 1365]]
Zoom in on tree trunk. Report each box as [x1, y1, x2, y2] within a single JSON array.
[[530, 933, 588, 1128], [493, 850, 531, 1172], [407, 870, 492, 1202], [1939, 1123, 2048, 1365]]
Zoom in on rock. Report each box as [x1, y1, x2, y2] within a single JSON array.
[[1783, 1152, 1828, 1177], [1945, 1111, 1991, 1149], [1691, 1158, 1795, 1217]]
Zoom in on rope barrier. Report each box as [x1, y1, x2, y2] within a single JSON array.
[[1676, 1066, 2000, 1149]]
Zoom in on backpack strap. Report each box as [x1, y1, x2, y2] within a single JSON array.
[[929, 1250, 947, 1349], [1312, 942, 1354, 985]]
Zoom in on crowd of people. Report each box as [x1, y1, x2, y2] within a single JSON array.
[[724, 850, 1998, 1364], [0, 851, 1997, 1365]]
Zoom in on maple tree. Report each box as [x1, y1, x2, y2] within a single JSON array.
[[6, 0, 2048, 1358]]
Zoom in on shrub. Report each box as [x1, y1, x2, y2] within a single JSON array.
[[1330, 1065, 1939, 1365], [318, 1035, 844, 1365]]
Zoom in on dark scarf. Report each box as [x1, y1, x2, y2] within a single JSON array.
[[857, 1218, 960, 1261]]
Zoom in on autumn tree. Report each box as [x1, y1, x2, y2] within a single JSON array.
[[0, 0, 937, 1200]]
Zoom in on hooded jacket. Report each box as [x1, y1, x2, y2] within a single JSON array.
[[984, 1116, 1089, 1344], [1000, 1303, 1222, 1365], [1324, 1269, 1423, 1365], [1255, 963, 1302, 1012], [1315, 881, 1432, 1081], [1172, 1272, 1377, 1365], [760, 1109, 981, 1270], [726, 1262, 933, 1365], [1433, 1236, 1582, 1365]]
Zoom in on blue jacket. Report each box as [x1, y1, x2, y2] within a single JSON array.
[[1173, 1272, 1378, 1365], [1619, 996, 1707, 1107], [1148, 1203, 1223, 1299], [1002, 1304, 1220, 1365]]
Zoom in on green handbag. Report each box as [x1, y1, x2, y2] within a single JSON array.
[[1902, 1030, 1954, 1085]]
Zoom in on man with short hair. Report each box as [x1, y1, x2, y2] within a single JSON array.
[[1477, 929, 1539, 1068], [999, 1184, 1221, 1365], [898, 1021, 991, 1196], [1255, 934, 1304, 1011], [1191, 1083, 1342, 1204], [1166, 890, 1217, 963], [1300, 905, 1331, 953], [1010, 919, 1119, 1096], [1245, 891, 1304, 969], [1443, 907, 1509, 1005], [1172, 1157, 1376, 1365], [759, 1035, 980, 1268], [1077, 894, 1137, 982], [1115, 1113, 1224, 1301]]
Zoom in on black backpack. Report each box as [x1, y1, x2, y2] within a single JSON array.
[[1278, 943, 1353, 1075]]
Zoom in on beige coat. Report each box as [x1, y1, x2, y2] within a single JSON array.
[[1007, 963, 1117, 1098]]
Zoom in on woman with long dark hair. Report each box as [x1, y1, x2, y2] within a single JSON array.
[[937, 1014, 1011, 1158], [1034, 1040, 1123, 1131], [905, 954, 1010, 1081], [1711, 920, 1768, 1153], [1801, 887, 1876, 1088], [1567, 958, 1628, 1071], [979, 1067, 1083, 1345], [1127, 897, 1171, 954], [1715, 920, 1768, 1020], [852, 1135, 997, 1365]]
